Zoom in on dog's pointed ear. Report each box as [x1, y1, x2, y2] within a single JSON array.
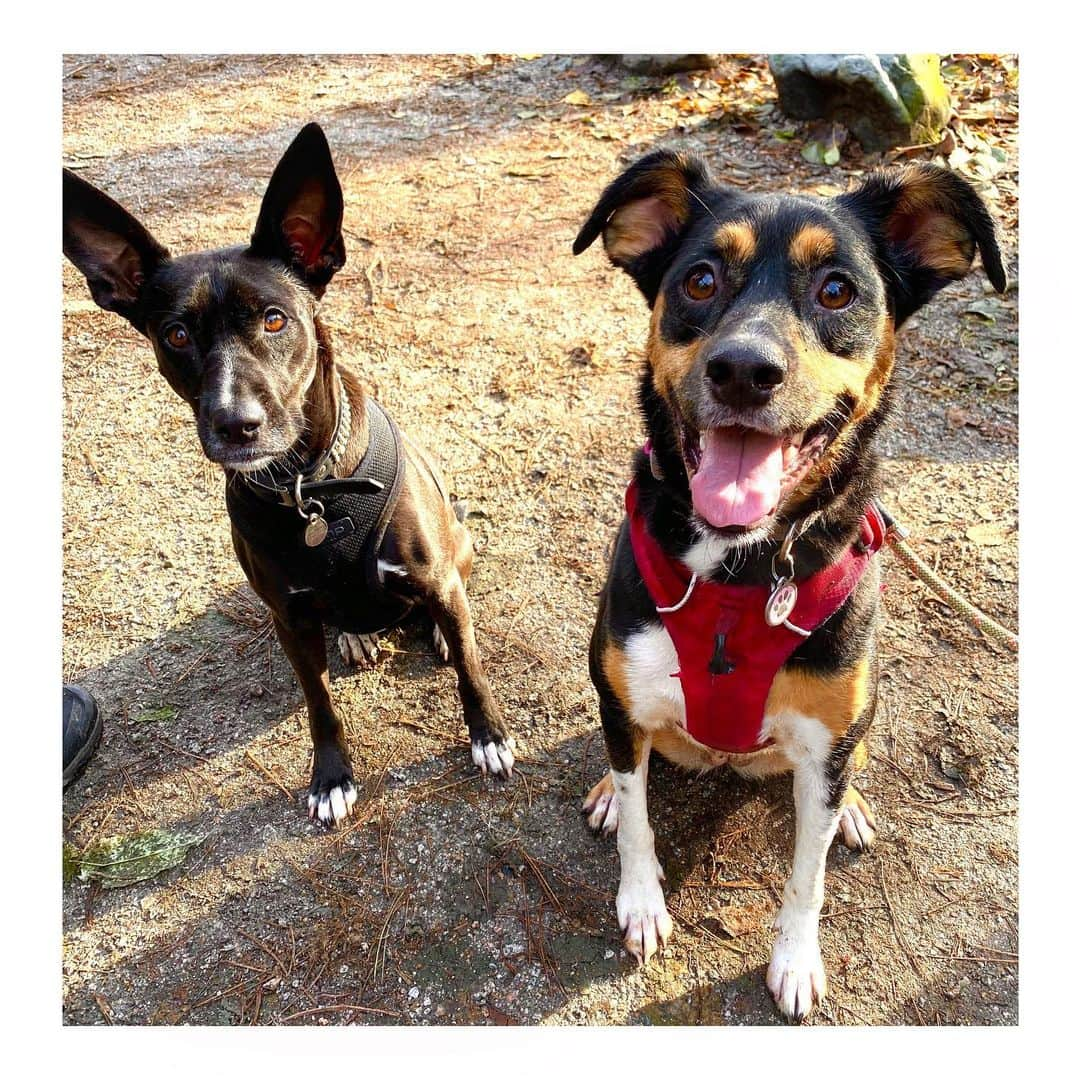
[[249, 123, 346, 297], [63, 169, 170, 331], [838, 162, 1007, 325], [573, 150, 720, 304]]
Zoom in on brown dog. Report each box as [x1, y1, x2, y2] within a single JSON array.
[[63, 123, 514, 825]]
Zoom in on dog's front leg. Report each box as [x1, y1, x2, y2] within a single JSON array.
[[428, 570, 515, 777], [609, 724, 672, 964], [272, 612, 357, 826], [766, 720, 843, 1021]]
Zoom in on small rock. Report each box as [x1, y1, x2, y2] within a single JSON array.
[[615, 55, 720, 76]]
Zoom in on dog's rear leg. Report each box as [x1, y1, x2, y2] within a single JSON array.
[[428, 503, 470, 664], [427, 569, 514, 777], [272, 612, 357, 826], [338, 631, 380, 667], [836, 784, 877, 851], [582, 771, 619, 835]]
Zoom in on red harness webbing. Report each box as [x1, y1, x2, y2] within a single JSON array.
[[626, 481, 886, 753]]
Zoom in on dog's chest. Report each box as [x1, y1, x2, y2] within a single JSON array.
[[621, 624, 778, 746], [227, 490, 414, 636], [619, 622, 826, 774]]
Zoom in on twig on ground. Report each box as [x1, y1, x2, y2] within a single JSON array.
[[279, 1003, 402, 1022], [243, 750, 295, 801], [879, 863, 926, 977]]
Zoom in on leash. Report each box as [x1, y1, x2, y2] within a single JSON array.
[[878, 506, 1018, 653]]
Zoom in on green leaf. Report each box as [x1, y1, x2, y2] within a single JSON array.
[[69, 829, 205, 889], [62, 842, 81, 885], [134, 704, 178, 724], [963, 298, 1001, 322]]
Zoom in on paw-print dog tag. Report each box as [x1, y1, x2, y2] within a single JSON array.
[[765, 579, 798, 627]]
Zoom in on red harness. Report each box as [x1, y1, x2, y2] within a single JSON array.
[[626, 480, 886, 754]]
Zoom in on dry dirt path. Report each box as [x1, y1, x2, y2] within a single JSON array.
[[62, 54, 1018, 1025]]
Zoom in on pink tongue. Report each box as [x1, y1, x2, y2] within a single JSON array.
[[690, 429, 785, 528]]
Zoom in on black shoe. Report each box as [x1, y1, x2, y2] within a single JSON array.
[[63, 684, 102, 789]]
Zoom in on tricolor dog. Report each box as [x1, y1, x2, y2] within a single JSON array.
[[573, 151, 1005, 1019], [63, 124, 514, 826]]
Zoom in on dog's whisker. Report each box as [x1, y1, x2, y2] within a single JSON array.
[[684, 185, 720, 227], [672, 313, 710, 338]]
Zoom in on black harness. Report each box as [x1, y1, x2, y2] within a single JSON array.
[[226, 396, 415, 635]]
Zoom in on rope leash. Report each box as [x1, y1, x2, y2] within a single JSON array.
[[883, 519, 1018, 653]]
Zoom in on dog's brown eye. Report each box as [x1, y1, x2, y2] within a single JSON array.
[[817, 276, 854, 310], [684, 266, 717, 302], [163, 324, 189, 349], [264, 309, 288, 333]]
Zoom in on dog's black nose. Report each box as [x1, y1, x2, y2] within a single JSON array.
[[211, 402, 266, 445], [706, 341, 785, 409]]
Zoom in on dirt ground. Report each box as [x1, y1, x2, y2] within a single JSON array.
[[61, 54, 1019, 1026]]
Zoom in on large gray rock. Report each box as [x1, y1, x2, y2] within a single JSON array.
[[768, 54, 951, 152], [617, 55, 720, 76]]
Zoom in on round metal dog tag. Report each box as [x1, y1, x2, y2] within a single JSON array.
[[765, 580, 798, 627], [304, 516, 328, 547]]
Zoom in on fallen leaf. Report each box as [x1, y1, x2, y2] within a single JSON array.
[[938, 744, 984, 785], [946, 407, 979, 428], [562, 90, 591, 106], [711, 901, 769, 937], [69, 829, 206, 889], [133, 703, 178, 724], [963, 298, 1001, 322], [965, 522, 1011, 547], [801, 121, 846, 167]]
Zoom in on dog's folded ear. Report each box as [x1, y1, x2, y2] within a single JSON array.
[[573, 150, 720, 303], [249, 123, 346, 298], [63, 169, 170, 331], [839, 162, 1007, 326]]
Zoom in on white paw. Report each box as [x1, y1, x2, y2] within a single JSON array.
[[766, 922, 827, 1021], [338, 632, 379, 667], [470, 736, 516, 778], [432, 624, 450, 663], [616, 862, 672, 964], [307, 781, 359, 826], [582, 781, 619, 836], [837, 792, 877, 852]]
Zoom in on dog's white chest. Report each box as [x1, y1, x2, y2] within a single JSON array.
[[620, 623, 817, 775], [623, 624, 688, 732]]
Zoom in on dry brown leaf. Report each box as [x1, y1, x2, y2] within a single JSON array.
[[946, 407, 979, 428], [965, 522, 1011, 547], [712, 901, 769, 937]]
